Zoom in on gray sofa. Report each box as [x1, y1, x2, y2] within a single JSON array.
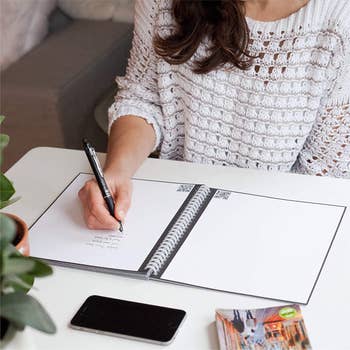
[[1, 8, 133, 170]]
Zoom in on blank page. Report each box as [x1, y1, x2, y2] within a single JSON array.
[[161, 191, 344, 303], [30, 174, 190, 272]]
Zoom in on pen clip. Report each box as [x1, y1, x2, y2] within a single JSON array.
[[89, 148, 104, 178]]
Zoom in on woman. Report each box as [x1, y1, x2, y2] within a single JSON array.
[[79, 0, 350, 230]]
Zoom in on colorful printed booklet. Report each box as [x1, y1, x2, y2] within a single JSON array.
[[216, 305, 312, 350]]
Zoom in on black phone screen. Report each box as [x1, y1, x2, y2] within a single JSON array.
[[70, 295, 186, 344]]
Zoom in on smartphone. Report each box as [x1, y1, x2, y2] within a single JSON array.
[[70, 295, 186, 345]]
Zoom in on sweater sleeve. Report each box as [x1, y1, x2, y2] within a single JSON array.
[[108, 0, 163, 150], [293, 23, 350, 178]]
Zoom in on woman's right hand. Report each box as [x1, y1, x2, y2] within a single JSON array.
[[78, 174, 132, 231], [78, 114, 157, 230]]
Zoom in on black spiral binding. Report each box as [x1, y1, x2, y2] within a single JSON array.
[[145, 185, 215, 278]]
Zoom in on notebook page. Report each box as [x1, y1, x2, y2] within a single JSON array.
[[161, 191, 345, 303], [30, 174, 190, 272]]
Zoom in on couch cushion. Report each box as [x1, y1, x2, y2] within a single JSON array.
[[0, 0, 56, 71], [2, 19, 132, 93], [48, 7, 73, 34], [1, 19, 133, 168], [58, 0, 135, 23]]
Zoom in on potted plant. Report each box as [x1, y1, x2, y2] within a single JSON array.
[[0, 116, 28, 255], [0, 116, 56, 345]]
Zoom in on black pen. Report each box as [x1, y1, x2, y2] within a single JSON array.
[[82, 138, 123, 232]]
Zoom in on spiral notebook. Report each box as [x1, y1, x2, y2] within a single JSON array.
[[29, 173, 346, 304]]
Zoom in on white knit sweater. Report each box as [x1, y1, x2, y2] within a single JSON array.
[[109, 0, 350, 178]]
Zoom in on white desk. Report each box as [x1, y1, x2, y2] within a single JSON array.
[[6, 147, 350, 350]]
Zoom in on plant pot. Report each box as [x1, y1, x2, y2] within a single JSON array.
[[5, 213, 29, 256]]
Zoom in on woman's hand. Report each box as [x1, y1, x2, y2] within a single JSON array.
[[78, 174, 132, 231], [79, 115, 157, 230]]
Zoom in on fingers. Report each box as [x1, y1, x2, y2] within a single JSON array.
[[78, 179, 119, 230], [114, 182, 132, 222], [86, 200, 119, 230]]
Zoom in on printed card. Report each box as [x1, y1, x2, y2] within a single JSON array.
[[216, 305, 312, 350]]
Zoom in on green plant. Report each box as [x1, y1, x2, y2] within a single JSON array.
[[0, 217, 56, 338], [0, 116, 56, 340], [0, 116, 19, 209]]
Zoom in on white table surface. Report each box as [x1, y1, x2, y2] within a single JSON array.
[[5, 147, 350, 350]]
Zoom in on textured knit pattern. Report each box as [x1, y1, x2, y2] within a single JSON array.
[[109, 0, 350, 178]]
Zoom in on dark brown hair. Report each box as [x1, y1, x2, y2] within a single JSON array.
[[153, 0, 253, 74]]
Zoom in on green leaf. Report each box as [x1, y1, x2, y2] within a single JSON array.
[[10, 320, 25, 331], [0, 214, 16, 249], [0, 115, 8, 169], [2, 243, 21, 259], [29, 258, 53, 277], [2, 274, 34, 292], [2, 255, 53, 277], [12, 274, 35, 292], [0, 134, 9, 150], [0, 196, 20, 210], [0, 174, 15, 203], [2, 257, 35, 275], [0, 292, 56, 334]]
